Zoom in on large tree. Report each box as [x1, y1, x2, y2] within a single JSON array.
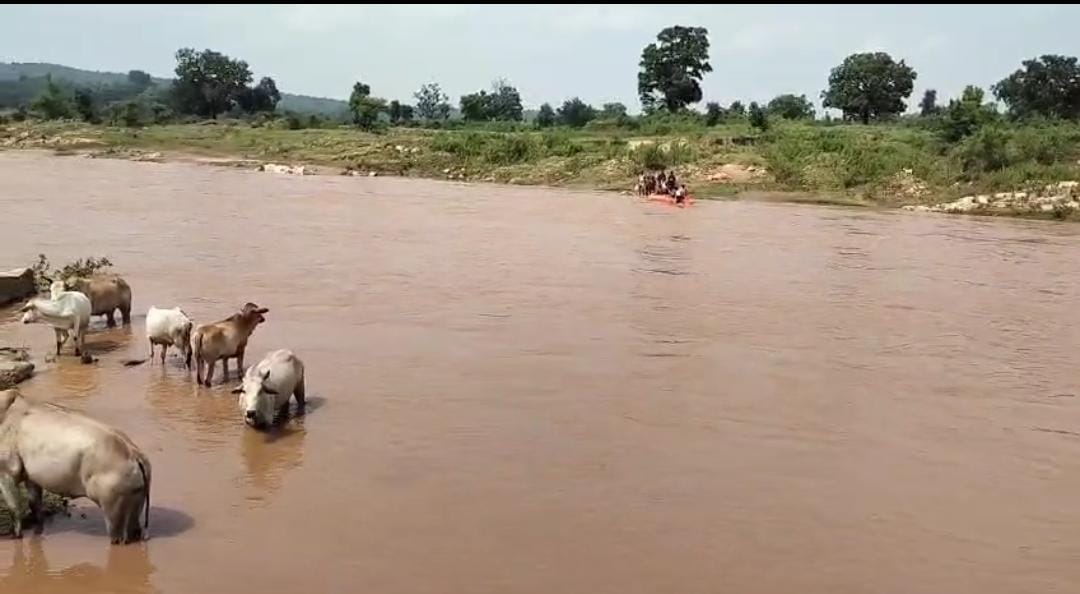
[[458, 79, 524, 122], [414, 82, 451, 121], [637, 25, 712, 112], [387, 100, 414, 124], [767, 94, 815, 120], [172, 48, 252, 118], [993, 55, 1080, 120], [348, 81, 386, 130], [918, 89, 939, 116], [487, 78, 523, 121], [557, 97, 596, 128], [536, 103, 556, 128], [237, 77, 281, 114], [821, 52, 916, 124]]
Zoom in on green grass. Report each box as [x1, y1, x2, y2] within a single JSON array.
[[0, 488, 67, 536], [4, 117, 1080, 212]]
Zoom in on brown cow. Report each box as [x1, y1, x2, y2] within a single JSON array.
[[64, 275, 133, 327], [189, 303, 268, 386]]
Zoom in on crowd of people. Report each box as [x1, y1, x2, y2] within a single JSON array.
[[636, 170, 689, 204]]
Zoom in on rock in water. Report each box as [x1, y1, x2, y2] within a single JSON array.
[[0, 268, 35, 306], [0, 348, 34, 389]]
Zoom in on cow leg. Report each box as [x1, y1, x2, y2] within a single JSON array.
[[124, 491, 144, 543], [160, 344, 168, 365], [293, 377, 306, 414], [120, 304, 131, 326], [105, 311, 116, 328], [221, 357, 229, 381], [25, 481, 44, 535], [236, 348, 246, 374], [204, 360, 215, 387], [102, 493, 127, 545], [54, 328, 64, 355], [0, 475, 24, 538], [194, 358, 203, 384], [148, 340, 155, 362], [74, 326, 84, 357]]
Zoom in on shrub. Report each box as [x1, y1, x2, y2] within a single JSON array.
[[30, 254, 113, 292]]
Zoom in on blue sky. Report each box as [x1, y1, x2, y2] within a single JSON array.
[[1, 4, 1076, 113]]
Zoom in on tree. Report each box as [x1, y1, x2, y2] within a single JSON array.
[[767, 94, 814, 120], [73, 88, 98, 123], [821, 52, 916, 124], [237, 77, 281, 114], [348, 81, 385, 129], [600, 102, 628, 119], [728, 100, 745, 118], [460, 91, 490, 121], [993, 55, 1080, 120], [127, 70, 152, 89], [705, 101, 724, 126], [557, 97, 596, 128], [748, 101, 769, 132], [637, 25, 712, 112], [171, 48, 252, 118], [536, 103, 556, 128], [488, 78, 523, 121], [388, 100, 415, 124], [919, 89, 939, 117], [459, 80, 524, 122], [414, 82, 451, 121], [31, 76, 71, 120], [940, 85, 998, 142]]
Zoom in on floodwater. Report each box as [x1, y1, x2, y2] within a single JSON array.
[[1, 150, 1080, 594]]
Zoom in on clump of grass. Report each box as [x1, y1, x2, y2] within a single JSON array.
[[30, 254, 113, 292], [0, 488, 67, 537]]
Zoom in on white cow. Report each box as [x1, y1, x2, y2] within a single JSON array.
[[145, 306, 194, 366], [20, 285, 92, 356], [232, 349, 306, 429], [0, 388, 151, 544]]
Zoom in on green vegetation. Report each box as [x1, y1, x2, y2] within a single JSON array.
[[3, 31, 1080, 215], [0, 488, 66, 537], [30, 254, 113, 292]]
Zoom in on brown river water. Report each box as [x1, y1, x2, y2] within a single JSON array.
[[1, 150, 1080, 593]]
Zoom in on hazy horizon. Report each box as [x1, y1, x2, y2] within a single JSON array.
[[1, 4, 1077, 112]]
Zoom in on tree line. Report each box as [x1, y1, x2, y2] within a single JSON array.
[[8, 28, 1080, 136]]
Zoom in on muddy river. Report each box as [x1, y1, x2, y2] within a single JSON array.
[[1, 151, 1080, 593]]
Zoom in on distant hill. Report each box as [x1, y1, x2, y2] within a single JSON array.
[[0, 62, 349, 117]]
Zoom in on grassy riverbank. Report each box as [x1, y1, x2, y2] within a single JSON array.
[[4, 118, 1080, 214]]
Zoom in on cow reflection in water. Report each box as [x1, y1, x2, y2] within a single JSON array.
[[0, 538, 155, 594], [240, 422, 307, 499]]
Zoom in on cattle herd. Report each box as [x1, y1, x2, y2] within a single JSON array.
[[2, 273, 304, 544]]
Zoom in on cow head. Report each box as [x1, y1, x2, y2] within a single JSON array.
[[19, 301, 40, 324], [232, 368, 277, 429], [240, 302, 269, 326]]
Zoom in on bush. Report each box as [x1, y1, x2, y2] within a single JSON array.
[[630, 141, 696, 170], [952, 126, 1011, 174], [30, 254, 113, 292]]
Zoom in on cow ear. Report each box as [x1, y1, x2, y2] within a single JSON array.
[[230, 386, 244, 394]]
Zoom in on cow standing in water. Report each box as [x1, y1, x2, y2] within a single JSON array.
[[64, 275, 132, 327], [190, 303, 269, 386], [0, 389, 151, 544]]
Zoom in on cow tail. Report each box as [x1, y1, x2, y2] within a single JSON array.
[[136, 458, 150, 532]]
